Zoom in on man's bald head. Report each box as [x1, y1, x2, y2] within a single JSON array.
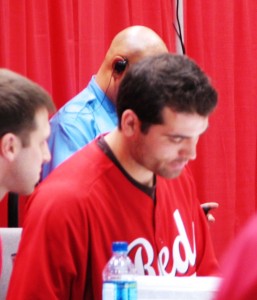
[[106, 26, 168, 64], [96, 26, 169, 103]]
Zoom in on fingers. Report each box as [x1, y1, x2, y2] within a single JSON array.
[[200, 202, 219, 209], [201, 202, 219, 223], [206, 213, 216, 223]]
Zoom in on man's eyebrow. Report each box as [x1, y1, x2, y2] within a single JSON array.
[[166, 126, 209, 139], [165, 133, 189, 139]]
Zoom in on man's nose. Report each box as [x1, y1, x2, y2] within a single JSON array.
[[180, 138, 198, 160], [43, 143, 51, 163]]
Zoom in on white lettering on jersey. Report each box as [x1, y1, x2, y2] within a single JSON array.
[[128, 209, 196, 276], [129, 238, 156, 275]]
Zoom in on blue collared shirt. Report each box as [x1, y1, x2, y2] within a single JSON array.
[[42, 76, 118, 179]]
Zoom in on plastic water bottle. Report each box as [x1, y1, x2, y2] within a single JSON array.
[[102, 241, 137, 300]]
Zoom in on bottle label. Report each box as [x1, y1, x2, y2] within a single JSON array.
[[102, 281, 137, 300]]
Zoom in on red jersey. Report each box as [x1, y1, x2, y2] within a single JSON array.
[[7, 138, 218, 300]]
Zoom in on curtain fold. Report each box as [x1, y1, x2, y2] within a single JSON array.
[[184, 0, 257, 258]]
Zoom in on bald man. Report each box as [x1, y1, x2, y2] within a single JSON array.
[[42, 26, 168, 179]]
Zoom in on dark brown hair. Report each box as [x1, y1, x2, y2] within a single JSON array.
[[116, 53, 218, 132], [0, 69, 56, 145]]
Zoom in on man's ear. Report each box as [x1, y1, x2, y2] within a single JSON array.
[[0, 133, 21, 161], [112, 56, 128, 80], [121, 109, 140, 137]]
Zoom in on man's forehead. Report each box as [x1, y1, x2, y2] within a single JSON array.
[[161, 108, 209, 134]]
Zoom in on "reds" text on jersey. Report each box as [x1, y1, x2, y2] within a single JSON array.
[[128, 209, 196, 276]]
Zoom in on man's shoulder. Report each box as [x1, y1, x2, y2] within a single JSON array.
[[45, 139, 109, 182], [36, 140, 114, 208], [61, 86, 98, 114], [50, 88, 98, 129]]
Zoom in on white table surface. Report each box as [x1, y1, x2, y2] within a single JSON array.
[[136, 276, 221, 300]]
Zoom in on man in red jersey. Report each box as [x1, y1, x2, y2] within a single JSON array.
[[7, 53, 218, 300]]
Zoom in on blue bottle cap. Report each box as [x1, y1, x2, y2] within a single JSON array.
[[112, 241, 128, 252]]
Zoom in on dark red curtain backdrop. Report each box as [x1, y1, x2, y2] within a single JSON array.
[[0, 0, 175, 107], [184, 0, 257, 258], [0, 0, 256, 261]]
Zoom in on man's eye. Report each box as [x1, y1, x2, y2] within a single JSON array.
[[170, 137, 183, 143]]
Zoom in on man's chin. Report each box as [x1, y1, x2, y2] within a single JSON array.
[[23, 185, 37, 196], [160, 169, 183, 179]]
